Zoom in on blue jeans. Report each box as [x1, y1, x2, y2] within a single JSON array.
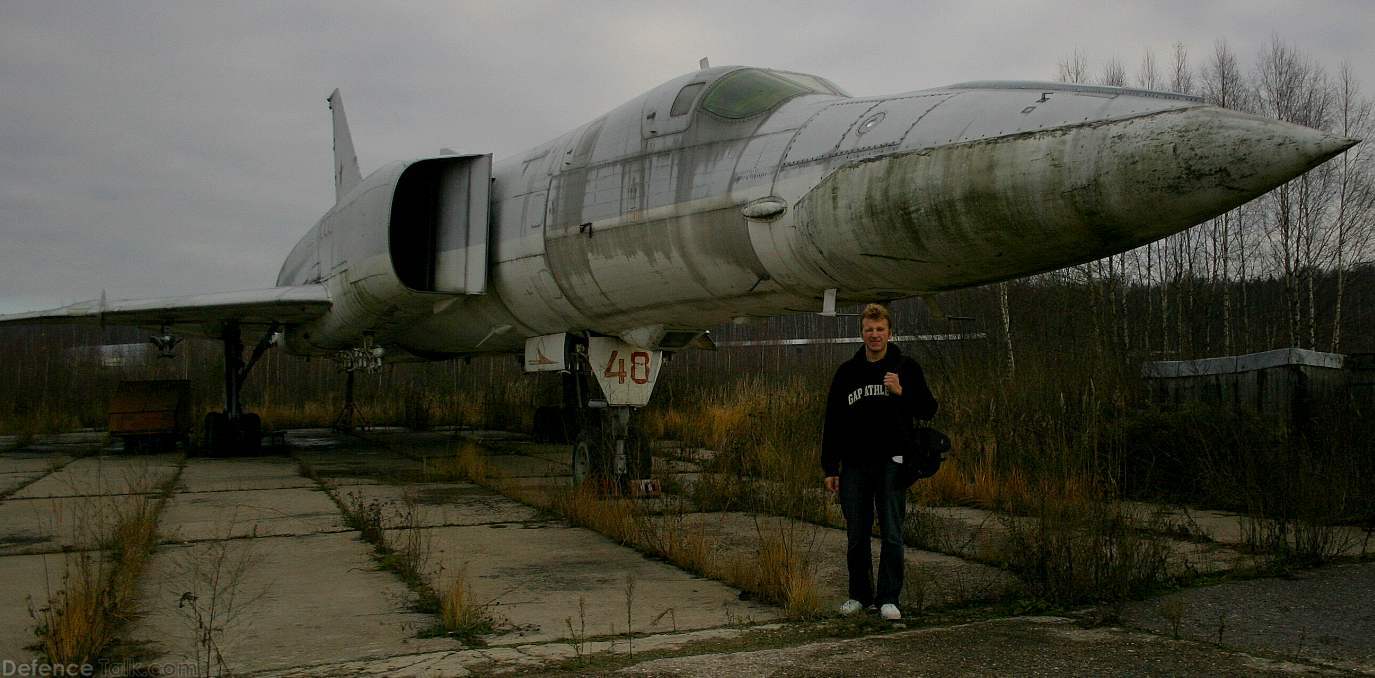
[[840, 461, 906, 606]]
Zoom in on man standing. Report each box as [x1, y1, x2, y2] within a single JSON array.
[[822, 303, 938, 620]]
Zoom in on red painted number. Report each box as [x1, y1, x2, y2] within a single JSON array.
[[603, 350, 652, 385]]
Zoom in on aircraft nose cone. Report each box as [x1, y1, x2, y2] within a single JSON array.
[[792, 106, 1359, 294]]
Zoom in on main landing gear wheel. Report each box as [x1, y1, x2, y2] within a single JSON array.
[[202, 411, 263, 456]]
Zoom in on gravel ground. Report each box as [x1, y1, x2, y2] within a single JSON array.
[[1121, 560, 1375, 674], [612, 616, 1334, 676]]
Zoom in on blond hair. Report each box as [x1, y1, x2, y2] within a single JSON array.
[[860, 303, 891, 328]]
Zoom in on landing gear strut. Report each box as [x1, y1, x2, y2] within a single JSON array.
[[333, 369, 364, 432], [563, 344, 654, 495], [202, 320, 276, 455]]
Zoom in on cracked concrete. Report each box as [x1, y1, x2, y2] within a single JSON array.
[[2, 429, 1371, 676]]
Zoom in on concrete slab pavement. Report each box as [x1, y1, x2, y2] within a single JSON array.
[[260, 625, 784, 676], [0, 553, 65, 662], [653, 512, 1020, 612], [615, 615, 1333, 676], [157, 487, 344, 542], [904, 503, 1250, 577], [1124, 501, 1372, 559], [124, 532, 454, 676], [0, 494, 157, 555], [172, 458, 316, 493], [417, 521, 779, 646], [0, 451, 73, 476], [335, 482, 541, 529], [479, 454, 567, 478], [12, 454, 178, 499]]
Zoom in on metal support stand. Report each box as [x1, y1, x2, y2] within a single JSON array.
[[333, 369, 369, 432]]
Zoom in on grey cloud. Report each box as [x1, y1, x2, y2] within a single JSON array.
[[1, 0, 1370, 312]]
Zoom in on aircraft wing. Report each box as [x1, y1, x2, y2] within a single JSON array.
[[0, 285, 332, 339]]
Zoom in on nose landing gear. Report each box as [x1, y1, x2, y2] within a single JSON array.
[[560, 339, 659, 497]]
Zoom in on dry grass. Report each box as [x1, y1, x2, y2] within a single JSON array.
[[338, 488, 436, 596], [2, 409, 86, 438], [256, 401, 336, 431], [422, 441, 493, 484], [29, 463, 179, 665], [502, 478, 826, 619], [170, 525, 267, 677], [994, 478, 1173, 610], [725, 521, 823, 619], [440, 566, 496, 640]]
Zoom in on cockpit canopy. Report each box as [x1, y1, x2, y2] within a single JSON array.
[[640, 66, 847, 140], [699, 68, 847, 119]]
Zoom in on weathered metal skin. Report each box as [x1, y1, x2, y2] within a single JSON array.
[[275, 67, 1355, 359], [275, 161, 438, 356], [787, 105, 1356, 297]]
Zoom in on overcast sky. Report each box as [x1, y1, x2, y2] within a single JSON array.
[[1, 0, 1371, 314]]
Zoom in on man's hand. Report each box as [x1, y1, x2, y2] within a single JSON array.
[[884, 372, 903, 396], [824, 476, 839, 493]]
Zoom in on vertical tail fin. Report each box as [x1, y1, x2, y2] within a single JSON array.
[[327, 89, 362, 202]]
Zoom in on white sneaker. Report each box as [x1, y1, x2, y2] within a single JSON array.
[[880, 603, 901, 620], [839, 599, 863, 615]]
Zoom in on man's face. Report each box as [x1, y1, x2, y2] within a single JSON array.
[[862, 317, 891, 354]]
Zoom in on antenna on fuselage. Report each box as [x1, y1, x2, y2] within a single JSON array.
[[327, 89, 362, 203], [699, 57, 710, 70]]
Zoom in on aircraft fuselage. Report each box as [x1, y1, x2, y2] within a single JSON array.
[[274, 66, 1353, 360]]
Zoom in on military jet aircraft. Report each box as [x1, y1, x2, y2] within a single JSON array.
[[1, 64, 1356, 486]]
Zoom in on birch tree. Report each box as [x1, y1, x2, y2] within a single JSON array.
[[1200, 39, 1249, 354], [1329, 62, 1375, 351]]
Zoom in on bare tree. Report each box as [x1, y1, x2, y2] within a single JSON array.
[[1200, 39, 1249, 353], [1256, 35, 1305, 346], [1256, 35, 1338, 348], [1058, 48, 1090, 84], [1137, 48, 1160, 91], [1171, 41, 1195, 95], [1330, 61, 1375, 351], [1101, 56, 1127, 87]]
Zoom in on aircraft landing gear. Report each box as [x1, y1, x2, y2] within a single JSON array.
[[333, 369, 368, 433], [202, 321, 275, 455], [563, 349, 656, 495]]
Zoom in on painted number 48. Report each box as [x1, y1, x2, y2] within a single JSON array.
[[603, 350, 651, 385]]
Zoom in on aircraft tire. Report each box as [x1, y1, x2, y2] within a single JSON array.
[[571, 415, 606, 487], [203, 412, 228, 456], [241, 413, 262, 455], [625, 421, 653, 480], [571, 436, 590, 487]]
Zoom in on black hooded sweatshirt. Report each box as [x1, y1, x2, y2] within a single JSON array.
[[821, 343, 938, 477]]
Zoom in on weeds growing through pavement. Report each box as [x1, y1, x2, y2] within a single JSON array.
[[1158, 597, 1186, 640], [421, 440, 491, 483], [439, 565, 496, 642], [336, 487, 439, 612], [565, 596, 588, 660], [28, 459, 182, 666], [994, 480, 1173, 613], [623, 572, 636, 656], [170, 519, 267, 677], [500, 477, 824, 619]]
